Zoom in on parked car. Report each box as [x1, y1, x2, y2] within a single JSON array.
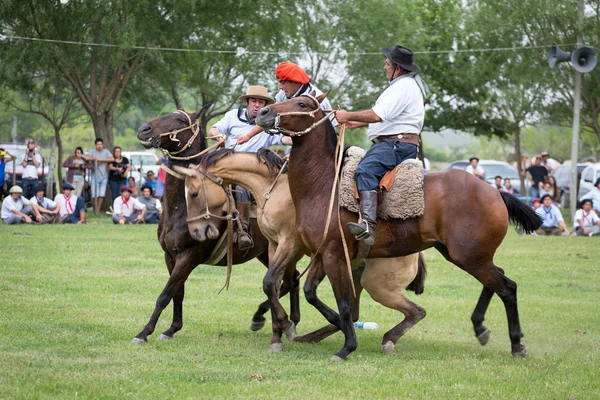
[[1, 143, 50, 188], [122, 151, 159, 184], [444, 159, 529, 192], [550, 163, 589, 208], [578, 163, 600, 199]]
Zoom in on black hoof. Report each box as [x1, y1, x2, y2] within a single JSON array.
[[477, 328, 491, 346], [512, 344, 527, 358], [251, 318, 266, 331]]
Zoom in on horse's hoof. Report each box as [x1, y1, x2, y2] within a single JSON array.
[[251, 319, 266, 331], [381, 341, 395, 355], [158, 334, 173, 341], [131, 337, 147, 345], [284, 322, 296, 341], [269, 342, 284, 353], [330, 355, 346, 362], [512, 344, 527, 358], [477, 328, 491, 346]]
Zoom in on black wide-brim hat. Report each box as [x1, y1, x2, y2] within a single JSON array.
[[382, 45, 421, 73]]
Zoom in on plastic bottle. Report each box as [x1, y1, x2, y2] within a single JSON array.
[[354, 322, 379, 330]]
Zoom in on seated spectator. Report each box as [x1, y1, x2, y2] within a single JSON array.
[[503, 178, 519, 195], [54, 183, 87, 224], [465, 157, 485, 179], [572, 199, 600, 236], [138, 185, 162, 224], [144, 170, 157, 192], [579, 178, 600, 213], [539, 182, 555, 203], [30, 184, 60, 224], [492, 175, 504, 190], [1, 185, 42, 224], [112, 186, 146, 224], [126, 176, 141, 198], [535, 194, 569, 236], [531, 198, 541, 211]]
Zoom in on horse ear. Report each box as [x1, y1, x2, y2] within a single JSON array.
[[193, 103, 211, 121], [316, 92, 328, 104], [173, 165, 199, 178]]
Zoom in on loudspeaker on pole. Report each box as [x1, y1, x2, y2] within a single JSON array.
[[548, 44, 597, 73]]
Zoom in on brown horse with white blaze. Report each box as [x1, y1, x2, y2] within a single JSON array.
[[255, 93, 543, 361]]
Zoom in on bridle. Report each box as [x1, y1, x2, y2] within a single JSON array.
[[269, 94, 336, 137], [158, 110, 225, 160], [185, 170, 239, 223]]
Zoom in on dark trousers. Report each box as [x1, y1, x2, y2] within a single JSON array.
[[22, 178, 39, 199], [355, 139, 418, 192], [234, 185, 254, 203], [63, 196, 85, 224], [109, 179, 126, 202], [144, 212, 160, 224]]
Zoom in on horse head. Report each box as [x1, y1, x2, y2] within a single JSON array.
[[173, 164, 229, 242], [256, 92, 329, 137], [137, 106, 208, 153]]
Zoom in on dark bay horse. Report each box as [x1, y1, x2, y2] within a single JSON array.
[[255, 93, 542, 361], [133, 109, 299, 343]]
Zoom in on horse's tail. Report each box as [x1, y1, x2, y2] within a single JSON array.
[[406, 252, 427, 295], [500, 191, 543, 234]]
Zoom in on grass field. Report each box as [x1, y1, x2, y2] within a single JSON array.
[[1, 216, 599, 399]]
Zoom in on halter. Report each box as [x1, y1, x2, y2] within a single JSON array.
[[271, 94, 336, 137], [159, 110, 225, 160], [185, 170, 239, 223]]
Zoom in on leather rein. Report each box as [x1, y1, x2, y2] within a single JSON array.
[[269, 94, 336, 137]]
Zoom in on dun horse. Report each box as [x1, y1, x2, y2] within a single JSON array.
[[133, 109, 300, 344], [255, 93, 542, 361], [175, 148, 426, 353]]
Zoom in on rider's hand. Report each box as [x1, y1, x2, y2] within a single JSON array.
[[237, 135, 250, 145], [335, 110, 350, 124], [345, 121, 362, 129]]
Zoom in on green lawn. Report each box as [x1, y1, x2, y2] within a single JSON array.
[[1, 216, 599, 399]]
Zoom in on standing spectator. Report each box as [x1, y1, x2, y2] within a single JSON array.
[[579, 178, 600, 213], [504, 178, 519, 195], [21, 139, 43, 199], [112, 186, 146, 224], [85, 138, 114, 213], [108, 146, 131, 201], [572, 199, 600, 236], [30, 184, 60, 224], [540, 151, 560, 173], [492, 175, 504, 190], [465, 157, 485, 179], [154, 157, 168, 198], [126, 176, 141, 198], [138, 185, 162, 223], [63, 147, 92, 196], [54, 183, 87, 224], [0, 147, 16, 199], [535, 194, 569, 236], [523, 155, 547, 200], [1, 185, 42, 224], [144, 170, 157, 193]]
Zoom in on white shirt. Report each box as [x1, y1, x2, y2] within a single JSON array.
[[367, 75, 425, 141], [21, 151, 42, 179], [466, 165, 485, 175], [275, 82, 337, 127], [1, 196, 31, 219], [54, 193, 79, 217], [580, 188, 600, 213], [113, 195, 145, 217], [212, 108, 283, 151], [573, 209, 599, 229], [535, 205, 564, 228], [30, 195, 57, 211]]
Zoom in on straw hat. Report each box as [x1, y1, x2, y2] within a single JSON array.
[[238, 86, 275, 105]]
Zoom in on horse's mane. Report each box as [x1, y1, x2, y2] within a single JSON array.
[[257, 148, 288, 177], [197, 148, 235, 170]]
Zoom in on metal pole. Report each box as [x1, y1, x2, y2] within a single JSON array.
[[569, 0, 585, 220], [94, 160, 99, 215], [11, 159, 16, 186]]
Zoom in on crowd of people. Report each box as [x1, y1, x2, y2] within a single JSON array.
[[1, 137, 164, 225]]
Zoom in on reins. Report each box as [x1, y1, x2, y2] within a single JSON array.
[[272, 94, 336, 137]]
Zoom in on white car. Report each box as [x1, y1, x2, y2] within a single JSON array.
[[122, 151, 160, 184], [579, 163, 600, 198]]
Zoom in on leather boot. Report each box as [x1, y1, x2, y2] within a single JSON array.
[[236, 201, 254, 251], [347, 190, 378, 246]]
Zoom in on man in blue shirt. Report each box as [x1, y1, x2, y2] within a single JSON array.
[[535, 194, 570, 235], [0, 147, 16, 199]]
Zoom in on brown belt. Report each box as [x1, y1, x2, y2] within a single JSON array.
[[372, 133, 420, 146]]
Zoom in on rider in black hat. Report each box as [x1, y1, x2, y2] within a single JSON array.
[[336, 45, 428, 245]]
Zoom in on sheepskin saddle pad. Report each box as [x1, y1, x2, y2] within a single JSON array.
[[339, 146, 424, 220]]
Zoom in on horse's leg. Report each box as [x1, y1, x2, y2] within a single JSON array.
[[133, 251, 195, 343], [159, 281, 185, 340], [302, 257, 342, 329], [251, 251, 272, 331], [288, 268, 301, 326], [294, 261, 365, 344]]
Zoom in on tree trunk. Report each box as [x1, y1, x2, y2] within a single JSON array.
[[91, 113, 115, 150], [54, 126, 64, 185], [514, 123, 526, 195]]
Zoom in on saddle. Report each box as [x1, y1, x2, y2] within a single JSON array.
[[339, 146, 425, 220]]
